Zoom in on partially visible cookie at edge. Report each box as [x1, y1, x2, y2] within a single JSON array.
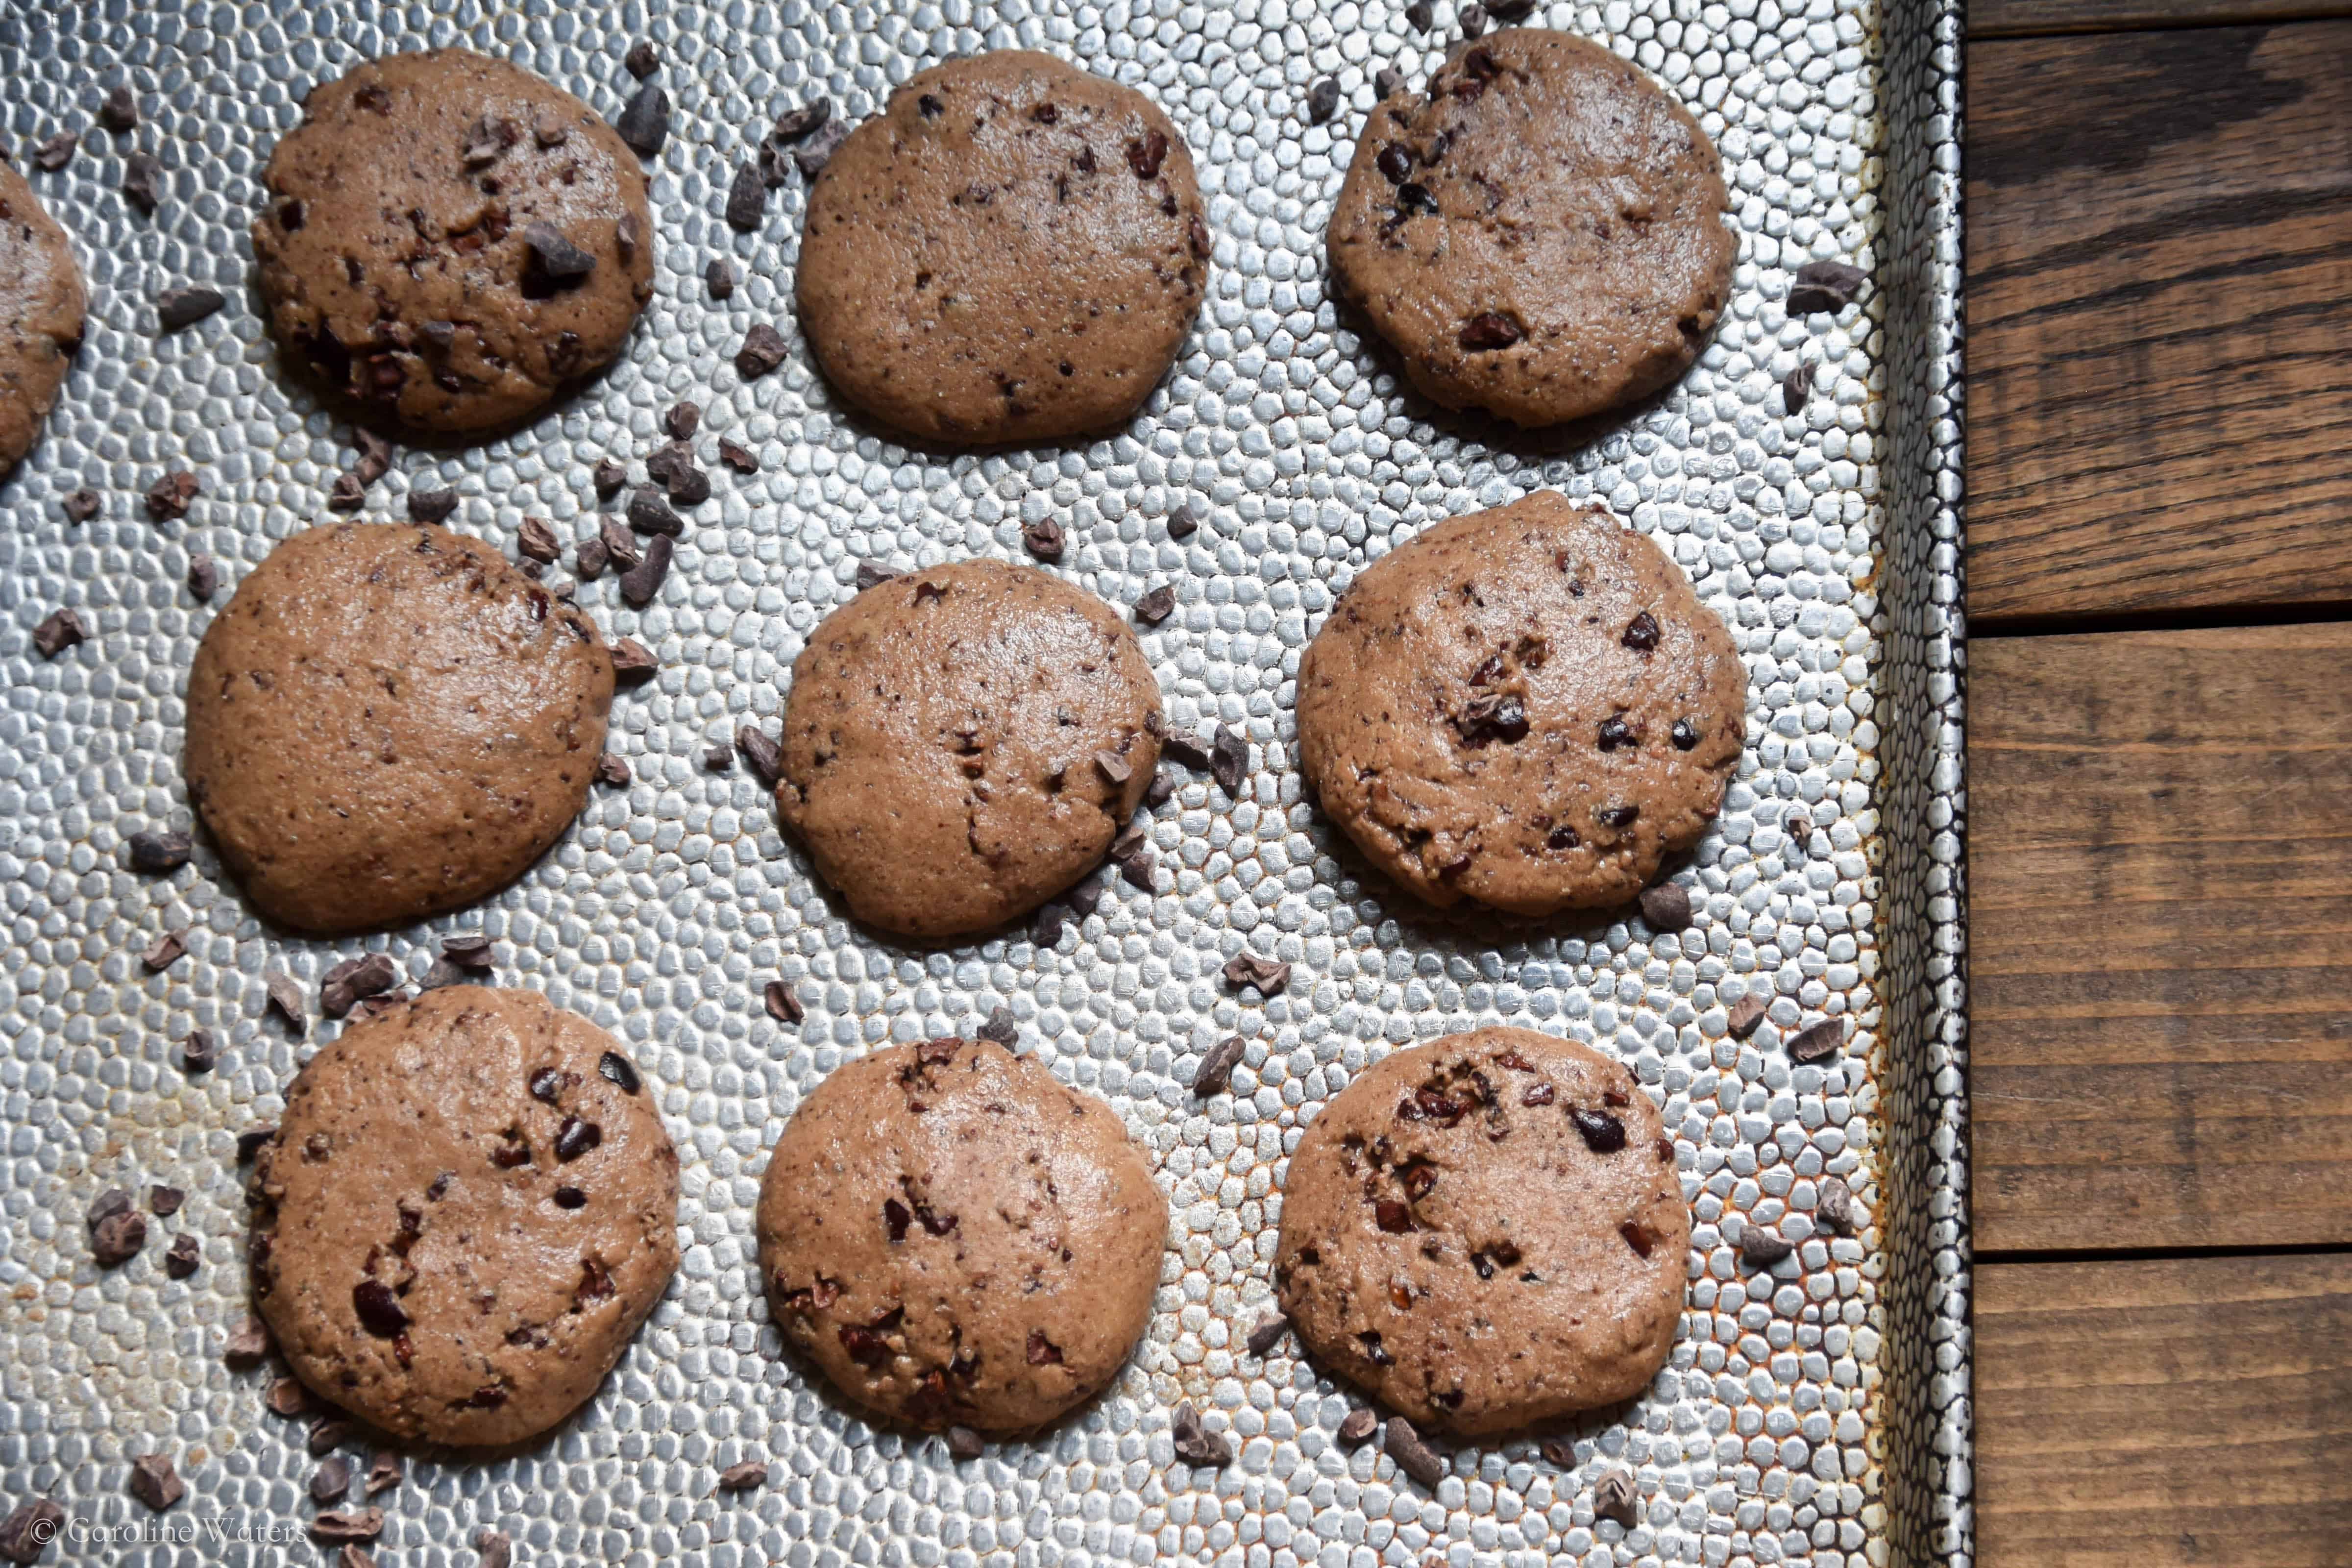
[[756, 1036, 1167, 1432], [251, 49, 655, 434], [796, 50, 1210, 446], [251, 985, 680, 1446], [0, 160, 87, 475], [775, 559, 1163, 939], [1274, 1027, 1689, 1435], [1326, 29, 1735, 428], [1295, 491, 1746, 916]]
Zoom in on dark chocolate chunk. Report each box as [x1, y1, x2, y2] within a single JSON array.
[[1405, 0, 1433, 28], [523, 222, 596, 283], [0, 1499, 66, 1565], [716, 1460, 768, 1493], [1592, 1467, 1639, 1527], [1394, 181, 1440, 218], [1458, 311, 1521, 350], [222, 1315, 272, 1368], [156, 286, 226, 333], [1306, 77, 1341, 124], [1167, 500, 1201, 539], [407, 488, 458, 523], [1726, 993, 1767, 1039], [614, 83, 671, 156], [1210, 728, 1249, 794], [1740, 1230, 1794, 1268], [1817, 1175, 1858, 1232], [717, 438, 759, 474], [1670, 718, 1700, 750], [99, 85, 140, 132], [1783, 363, 1812, 415], [1192, 1036, 1247, 1097], [1126, 129, 1169, 179], [1169, 1401, 1232, 1468], [1788, 259, 1866, 314], [1384, 1416, 1445, 1487], [625, 39, 660, 77], [594, 457, 628, 499], [1337, 1408, 1379, 1447], [1622, 610, 1661, 651], [946, 1426, 984, 1461], [1638, 882, 1693, 931], [32, 608, 88, 659], [764, 980, 805, 1024], [705, 257, 736, 299], [793, 119, 851, 177], [704, 743, 732, 770], [1377, 142, 1414, 183], [977, 1005, 1017, 1046], [442, 932, 495, 971], [725, 160, 767, 230], [1145, 768, 1176, 807], [310, 1458, 350, 1503], [122, 149, 163, 214], [619, 533, 673, 607], [736, 724, 783, 784], [124, 830, 189, 874], [179, 1029, 218, 1074], [1031, 903, 1069, 947], [609, 637, 657, 683], [854, 560, 897, 591], [1161, 730, 1212, 770], [575, 538, 610, 580], [1570, 1107, 1627, 1153], [1021, 517, 1065, 562], [554, 1116, 602, 1161], [352, 1279, 408, 1336], [146, 469, 198, 519], [1596, 803, 1640, 830], [516, 518, 560, 564], [735, 323, 789, 378], [1244, 1313, 1289, 1356], [127, 1453, 184, 1512], [1374, 67, 1405, 100], [187, 553, 219, 601], [91, 1205, 147, 1266], [308, 1509, 383, 1544], [1221, 952, 1290, 995], [264, 971, 307, 1036], [598, 1051, 641, 1095], [61, 488, 99, 524], [1785, 1018, 1845, 1064], [319, 954, 397, 1019]]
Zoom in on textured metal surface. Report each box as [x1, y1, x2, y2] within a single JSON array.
[[0, 0, 1966, 1565]]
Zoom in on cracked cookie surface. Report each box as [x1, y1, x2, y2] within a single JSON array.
[[795, 50, 1210, 446], [1274, 1027, 1689, 1435], [0, 160, 85, 475], [251, 986, 679, 1446], [775, 558, 1163, 938], [755, 1036, 1166, 1433], [1295, 491, 1745, 916], [1326, 28, 1734, 428], [251, 48, 654, 434]]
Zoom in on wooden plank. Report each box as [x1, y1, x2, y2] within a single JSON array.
[[1968, 626, 2352, 1251], [1964, 23, 2352, 622], [1975, 1253, 2352, 1568], [1971, 0, 2352, 38]]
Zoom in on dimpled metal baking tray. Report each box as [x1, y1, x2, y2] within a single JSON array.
[[0, 0, 1967, 1563]]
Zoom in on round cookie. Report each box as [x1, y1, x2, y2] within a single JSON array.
[[796, 50, 1211, 446], [756, 1036, 1166, 1433], [1274, 1028, 1689, 1435], [776, 559, 1164, 939], [251, 49, 655, 435], [185, 522, 614, 934], [250, 986, 679, 1446], [1326, 30, 1735, 428], [0, 160, 87, 475], [1295, 492, 1745, 916]]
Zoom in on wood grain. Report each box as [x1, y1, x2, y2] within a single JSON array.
[[1971, 0, 2352, 37], [1976, 1253, 2352, 1568], [1965, 23, 2352, 622], [1968, 626, 2352, 1251]]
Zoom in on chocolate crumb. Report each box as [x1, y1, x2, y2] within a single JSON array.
[[764, 980, 805, 1024], [1192, 1036, 1247, 1096], [124, 830, 190, 873], [793, 119, 851, 178]]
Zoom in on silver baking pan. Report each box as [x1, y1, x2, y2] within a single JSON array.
[[0, 0, 1968, 1563]]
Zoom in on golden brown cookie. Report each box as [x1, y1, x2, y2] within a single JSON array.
[[251, 986, 679, 1447], [775, 559, 1163, 939], [756, 1036, 1166, 1433], [185, 522, 613, 934], [1295, 492, 1745, 916], [1274, 1028, 1688, 1435], [1327, 30, 1734, 428], [251, 49, 655, 434], [0, 161, 86, 475], [795, 50, 1210, 446]]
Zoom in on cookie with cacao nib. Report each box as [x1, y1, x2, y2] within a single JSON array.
[[795, 50, 1210, 445], [1274, 1028, 1688, 1435], [756, 1036, 1166, 1433], [251, 49, 654, 434], [0, 160, 87, 477], [1327, 29, 1734, 428], [1295, 491, 1745, 916], [184, 522, 612, 934], [775, 559, 1163, 939], [250, 986, 678, 1446]]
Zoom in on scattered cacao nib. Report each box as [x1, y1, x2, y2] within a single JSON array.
[[1783, 363, 1813, 415], [1592, 1467, 1640, 1527], [1740, 1229, 1795, 1268], [1570, 1107, 1627, 1153], [619, 533, 673, 607], [187, 553, 219, 601], [1167, 500, 1201, 539], [1622, 610, 1661, 651], [1781, 1016, 1847, 1063], [128, 1453, 184, 1512], [32, 607, 87, 659], [533, 114, 569, 147], [1126, 129, 1169, 180], [705, 257, 737, 302], [438, 933, 493, 973], [1145, 768, 1176, 808], [310, 1457, 351, 1503], [593, 457, 628, 499], [515, 517, 561, 565], [1210, 728, 1249, 794], [223, 1315, 272, 1368], [1090, 749, 1132, 788], [1788, 259, 1866, 314], [650, 404, 699, 448], [89, 1188, 133, 1228], [1021, 517, 1065, 562], [265, 971, 307, 1036], [1222, 952, 1290, 995], [146, 470, 198, 520], [320, 954, 397, 1019], [735, 322, 789, 378], [234, 1125, 276, 1163], [614, 83, 671, 156], [1193, 1036, 1248, 1097], [1638, 882, 1693, 931], [267, 1377, 310, 1418], [1134, 584, 1176, 625], [704, 743, 732, 770], [476, 1529, 514, 1568], [309, 1509, 384, 1544], [718, 438, 760, 474], [156, 286, 226, 333], [575, 537, 610, 580], [528, 1066, 574, 1105], [1461, 1, 1489, 34], [1374, 67, 1405, 100], [774, 98, 833, 140], [946, 1425, 984, 1461], [1540, 1437, 1577, 1469], [365, 1453, 402, 1495], [99, 85, 140, 132], [122, 149, 164, 214], [598, 1050, 641, 1094], [180, 1029, 218, 1074], [1306, 77, 1342, 124], [0, 1499, 65, 1565], [352, 1280, 408, 1336], [734, 725, 782, 785], [149, 1184, 185, 1218], [407, 488, 458, 524], [1458, 311, 1521, 351], [1817, 1175, 1858, 1232], [61, 488, 99, 524], [1170, 1401, 1232, 1467], [597, 637, 654, 686], [793, 119, 851, 177], [1726, 993, 1768, 1038], [594, 753, 631, 787], [625, 39, 660, 77], [1159, 729, 1212, 770], [124, 830, 190, 874], [725, 159, 767, 230], [1384, 1416, 1445, 1487], [554, 1116, 603, 1161], [765, 980, 805, 1024], [1067, 877, 1104, 918], [649, 448, 710, 506], [716, 1459, 768, 1493], [1405, 0, 1433, 28], [1244, 1313, 1289, 1356], [1337, 1408, 1379, 1446], [976, 1005, 1017, 1047], [32, 130, 76, 172], [1031, 903, 1069, 946]]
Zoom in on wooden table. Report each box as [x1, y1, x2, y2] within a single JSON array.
[[1962, 0, 2352, 1558]]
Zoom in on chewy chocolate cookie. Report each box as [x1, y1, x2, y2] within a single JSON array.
[[1327, 30, 1735, 428], [184, 522, 613, 934], [775, 559, 1163, 939], [1274, 1028, 1689, 1435], [796, 50, 1210, 445], [1295, 492, 1745, 916], [251, 49, 654, 434], [0, 160, 86, 475], [251, 986, 679, 1446], [755, 1036, 1166, 1433]]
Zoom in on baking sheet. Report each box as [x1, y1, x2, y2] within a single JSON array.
[[0, 0, 1969, 1563]]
